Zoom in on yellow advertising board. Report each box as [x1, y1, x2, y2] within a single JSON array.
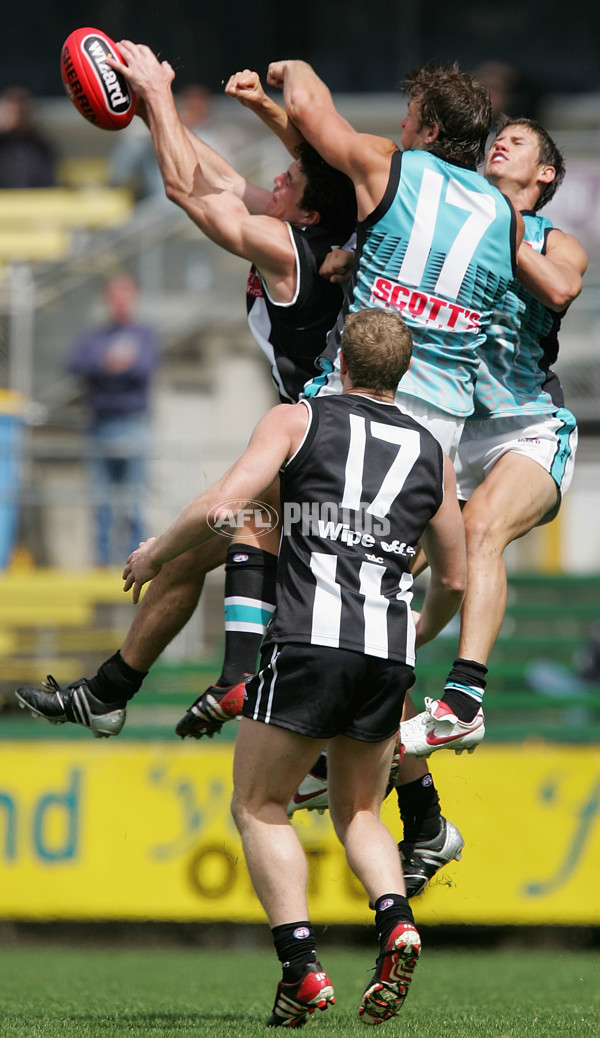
[[0, 740, 598, 924]]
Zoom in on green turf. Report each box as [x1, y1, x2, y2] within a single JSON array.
[[0, 944, 597, 1037]]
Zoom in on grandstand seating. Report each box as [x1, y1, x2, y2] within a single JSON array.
[[0, 568, 598, 743], [0, 187, 133, 266], [0, 567, 129, 691], [0, 566, 218, 739]]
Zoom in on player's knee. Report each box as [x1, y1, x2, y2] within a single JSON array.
[[329, 800, 367, 841], [230, 789, 248, 834], [463, 507, 503, 554]]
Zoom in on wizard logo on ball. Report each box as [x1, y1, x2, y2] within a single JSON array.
[[61, 28, 137, 130], [83, 35, 132, 113]]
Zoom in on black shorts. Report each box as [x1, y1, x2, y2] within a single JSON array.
[[243, 641, 415, 742]]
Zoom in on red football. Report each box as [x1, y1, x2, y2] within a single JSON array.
[[60, 27, 137, 131]]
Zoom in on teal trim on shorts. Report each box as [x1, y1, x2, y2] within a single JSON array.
[[550, 407, 577, 487]]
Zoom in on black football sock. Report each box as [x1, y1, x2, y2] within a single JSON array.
[[272, 921, 318, 981], [374, 894, 415, 948], [396, 774, 442, 844], [441, 657, 488, 722], [214, 544, 277, 687], [87, 651, 147, 704]]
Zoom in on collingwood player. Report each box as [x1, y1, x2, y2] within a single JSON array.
[[123, 307, 466, 1026], [16, 50, 355, 741]]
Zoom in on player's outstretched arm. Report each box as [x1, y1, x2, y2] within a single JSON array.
[[123, 403, 308, 603], [108, 43, 287, 256], [225, 69, 304, 158], [267, 59, 394, 219], [108, 42, 272, 213], [517, 229, 588, 311], [414, 456, 467, 648]]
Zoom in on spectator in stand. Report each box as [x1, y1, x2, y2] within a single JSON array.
[[67, 274, 160, 567], [0, 86, 57, 188]]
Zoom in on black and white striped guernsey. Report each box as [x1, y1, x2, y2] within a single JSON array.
[[246, 223, 346, 403], [265, 393, 444, 664]]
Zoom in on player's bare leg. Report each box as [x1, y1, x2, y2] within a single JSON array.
[[120, 536, 228, 671], [326, 733, 421, 1023], [287, 694, 465, 895], [176, 479, 281, 738], [231, 717, 335, 1026], [403, 452, 559, 756], [458, 452, 558, 664], [327, 732, 404, 900], [232, 717, 327, 922]]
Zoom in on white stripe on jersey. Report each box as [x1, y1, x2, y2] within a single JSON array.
[[309, 553, 342, 647], [359, 562, 389, 658], [341, 414, 366, 511], [397, 572, 417, 666], [399, 166, 443, 285], [247, 298, 293, 402]]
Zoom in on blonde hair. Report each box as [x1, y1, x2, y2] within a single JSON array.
[[340, 308, 413, 392]]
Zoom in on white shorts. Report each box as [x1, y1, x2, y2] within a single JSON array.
[[395, 393, 464, 459], [455, 408, 578, 523]]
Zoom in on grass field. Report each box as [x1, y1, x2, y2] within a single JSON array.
[[0, 943, 598, 1037]]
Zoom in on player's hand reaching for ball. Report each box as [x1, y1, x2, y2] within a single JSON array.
[[107, 41, 175, 101], [123, 537, 162, 604]]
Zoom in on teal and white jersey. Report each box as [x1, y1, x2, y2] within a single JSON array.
[[472, 213, 563, 418], [304, 149, 518, 417]]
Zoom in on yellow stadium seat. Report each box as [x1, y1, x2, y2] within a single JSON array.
[[0, 187, 133, 230]]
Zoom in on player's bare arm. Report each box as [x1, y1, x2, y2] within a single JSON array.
[[164, 180, 298, 297], [414, 456, 466, 649], [517, 229, 588, 311], [123, 403, 309, 602], [225, 69, 304, 158], [107, 44, 298, 297], [267, 59, 395, 219], [108, 41, 272, 214]]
